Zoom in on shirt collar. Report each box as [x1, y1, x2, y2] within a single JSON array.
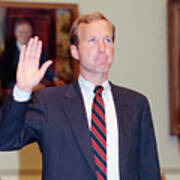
[[16, 41, 22, 50], [78, 75, 111, 95]]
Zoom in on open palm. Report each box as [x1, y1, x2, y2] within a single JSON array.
[[16, 36, 52, 92]]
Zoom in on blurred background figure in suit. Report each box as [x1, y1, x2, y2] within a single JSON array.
[[0, 19, 64, 102]]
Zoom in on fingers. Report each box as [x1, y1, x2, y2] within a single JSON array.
[[34, 40, 42, 66], [31, 37, 42, 67], [22, 36, 42, 67], [26, 36, 39, 57], [18, 45, 26, 71], [39, 60, 53, 78]]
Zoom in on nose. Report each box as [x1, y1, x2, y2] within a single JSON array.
[[98, 40, 105, 52]]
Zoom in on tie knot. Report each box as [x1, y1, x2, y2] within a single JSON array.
[[94, 85, 104, 95]]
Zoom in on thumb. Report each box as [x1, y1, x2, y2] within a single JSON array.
[[39, 60, 53, 78]]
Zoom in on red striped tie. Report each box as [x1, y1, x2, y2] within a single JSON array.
[[91, 86, 107, 180]]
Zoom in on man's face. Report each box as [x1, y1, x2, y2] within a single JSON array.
[[71, 20, 114, 78], [15, 23, 32, 45]]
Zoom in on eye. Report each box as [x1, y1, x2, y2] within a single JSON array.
[[104, 37, 113, 43], [87, 37, 96, 43]]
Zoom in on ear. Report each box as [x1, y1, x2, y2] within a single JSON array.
[[70, 45, 79, 60]]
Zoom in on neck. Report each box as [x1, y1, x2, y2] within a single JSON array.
[[80, 71, 108, 85]]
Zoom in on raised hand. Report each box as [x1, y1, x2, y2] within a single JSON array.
[[16, 36, 52, 92]]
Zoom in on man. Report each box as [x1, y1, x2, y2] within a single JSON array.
[[0, 19, 63, 92], [0, 12, 161, 180]]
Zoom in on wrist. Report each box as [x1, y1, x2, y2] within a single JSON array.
[[13, 85, 32, 102], [16, 84, 33, 93]]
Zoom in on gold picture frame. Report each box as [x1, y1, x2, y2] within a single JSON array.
[[0, 1, 79, 85]]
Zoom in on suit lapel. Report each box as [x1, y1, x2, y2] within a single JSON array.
[[111, 83, 132, 175], [62, 81, 96, 175]]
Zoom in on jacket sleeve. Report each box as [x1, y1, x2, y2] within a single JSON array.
[[139, 97, 161, 180], [0, 91, 46, 151]]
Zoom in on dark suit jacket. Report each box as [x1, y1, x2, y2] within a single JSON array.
[[0, 81, 161, 180], [0, 43, 55, 89]]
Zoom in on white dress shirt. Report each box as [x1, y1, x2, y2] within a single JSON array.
[[16, 41, 23, 51], [78, 76, 120, 180]]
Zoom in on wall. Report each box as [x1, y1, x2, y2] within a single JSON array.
[[0, 0, 180, 179]]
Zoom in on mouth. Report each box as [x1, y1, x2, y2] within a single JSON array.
[[95, 53, 109, 62]]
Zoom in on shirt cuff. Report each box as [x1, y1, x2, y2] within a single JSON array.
[[13, 85, 32, 102]]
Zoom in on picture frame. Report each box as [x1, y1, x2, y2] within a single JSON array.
[[168, 0, 180, 135], [0, 1, 79, 85]]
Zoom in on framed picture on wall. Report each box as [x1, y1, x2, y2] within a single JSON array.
[[168, 0, 180, 135], [0, 1, 79, 85]]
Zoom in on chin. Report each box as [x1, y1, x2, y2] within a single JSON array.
[[95, 68, 109, 73], [98, 65, 111, 72]]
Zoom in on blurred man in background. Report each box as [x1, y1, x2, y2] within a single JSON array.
[[0, 19, 63, 100]]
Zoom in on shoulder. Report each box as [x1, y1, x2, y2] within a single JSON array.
[[33, 82, 78, 101], [2, 44, 18, 57], [110, 82, 149, 105], [35, 84, 71, 97], [4, 43, 17, 52]]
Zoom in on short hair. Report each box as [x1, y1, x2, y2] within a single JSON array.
[[70, 12, 115, 46]]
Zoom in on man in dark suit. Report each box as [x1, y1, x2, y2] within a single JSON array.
[[0, 12, 161, 180]]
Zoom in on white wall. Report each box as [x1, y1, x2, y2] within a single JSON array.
[[0, 0, 180, 179]]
